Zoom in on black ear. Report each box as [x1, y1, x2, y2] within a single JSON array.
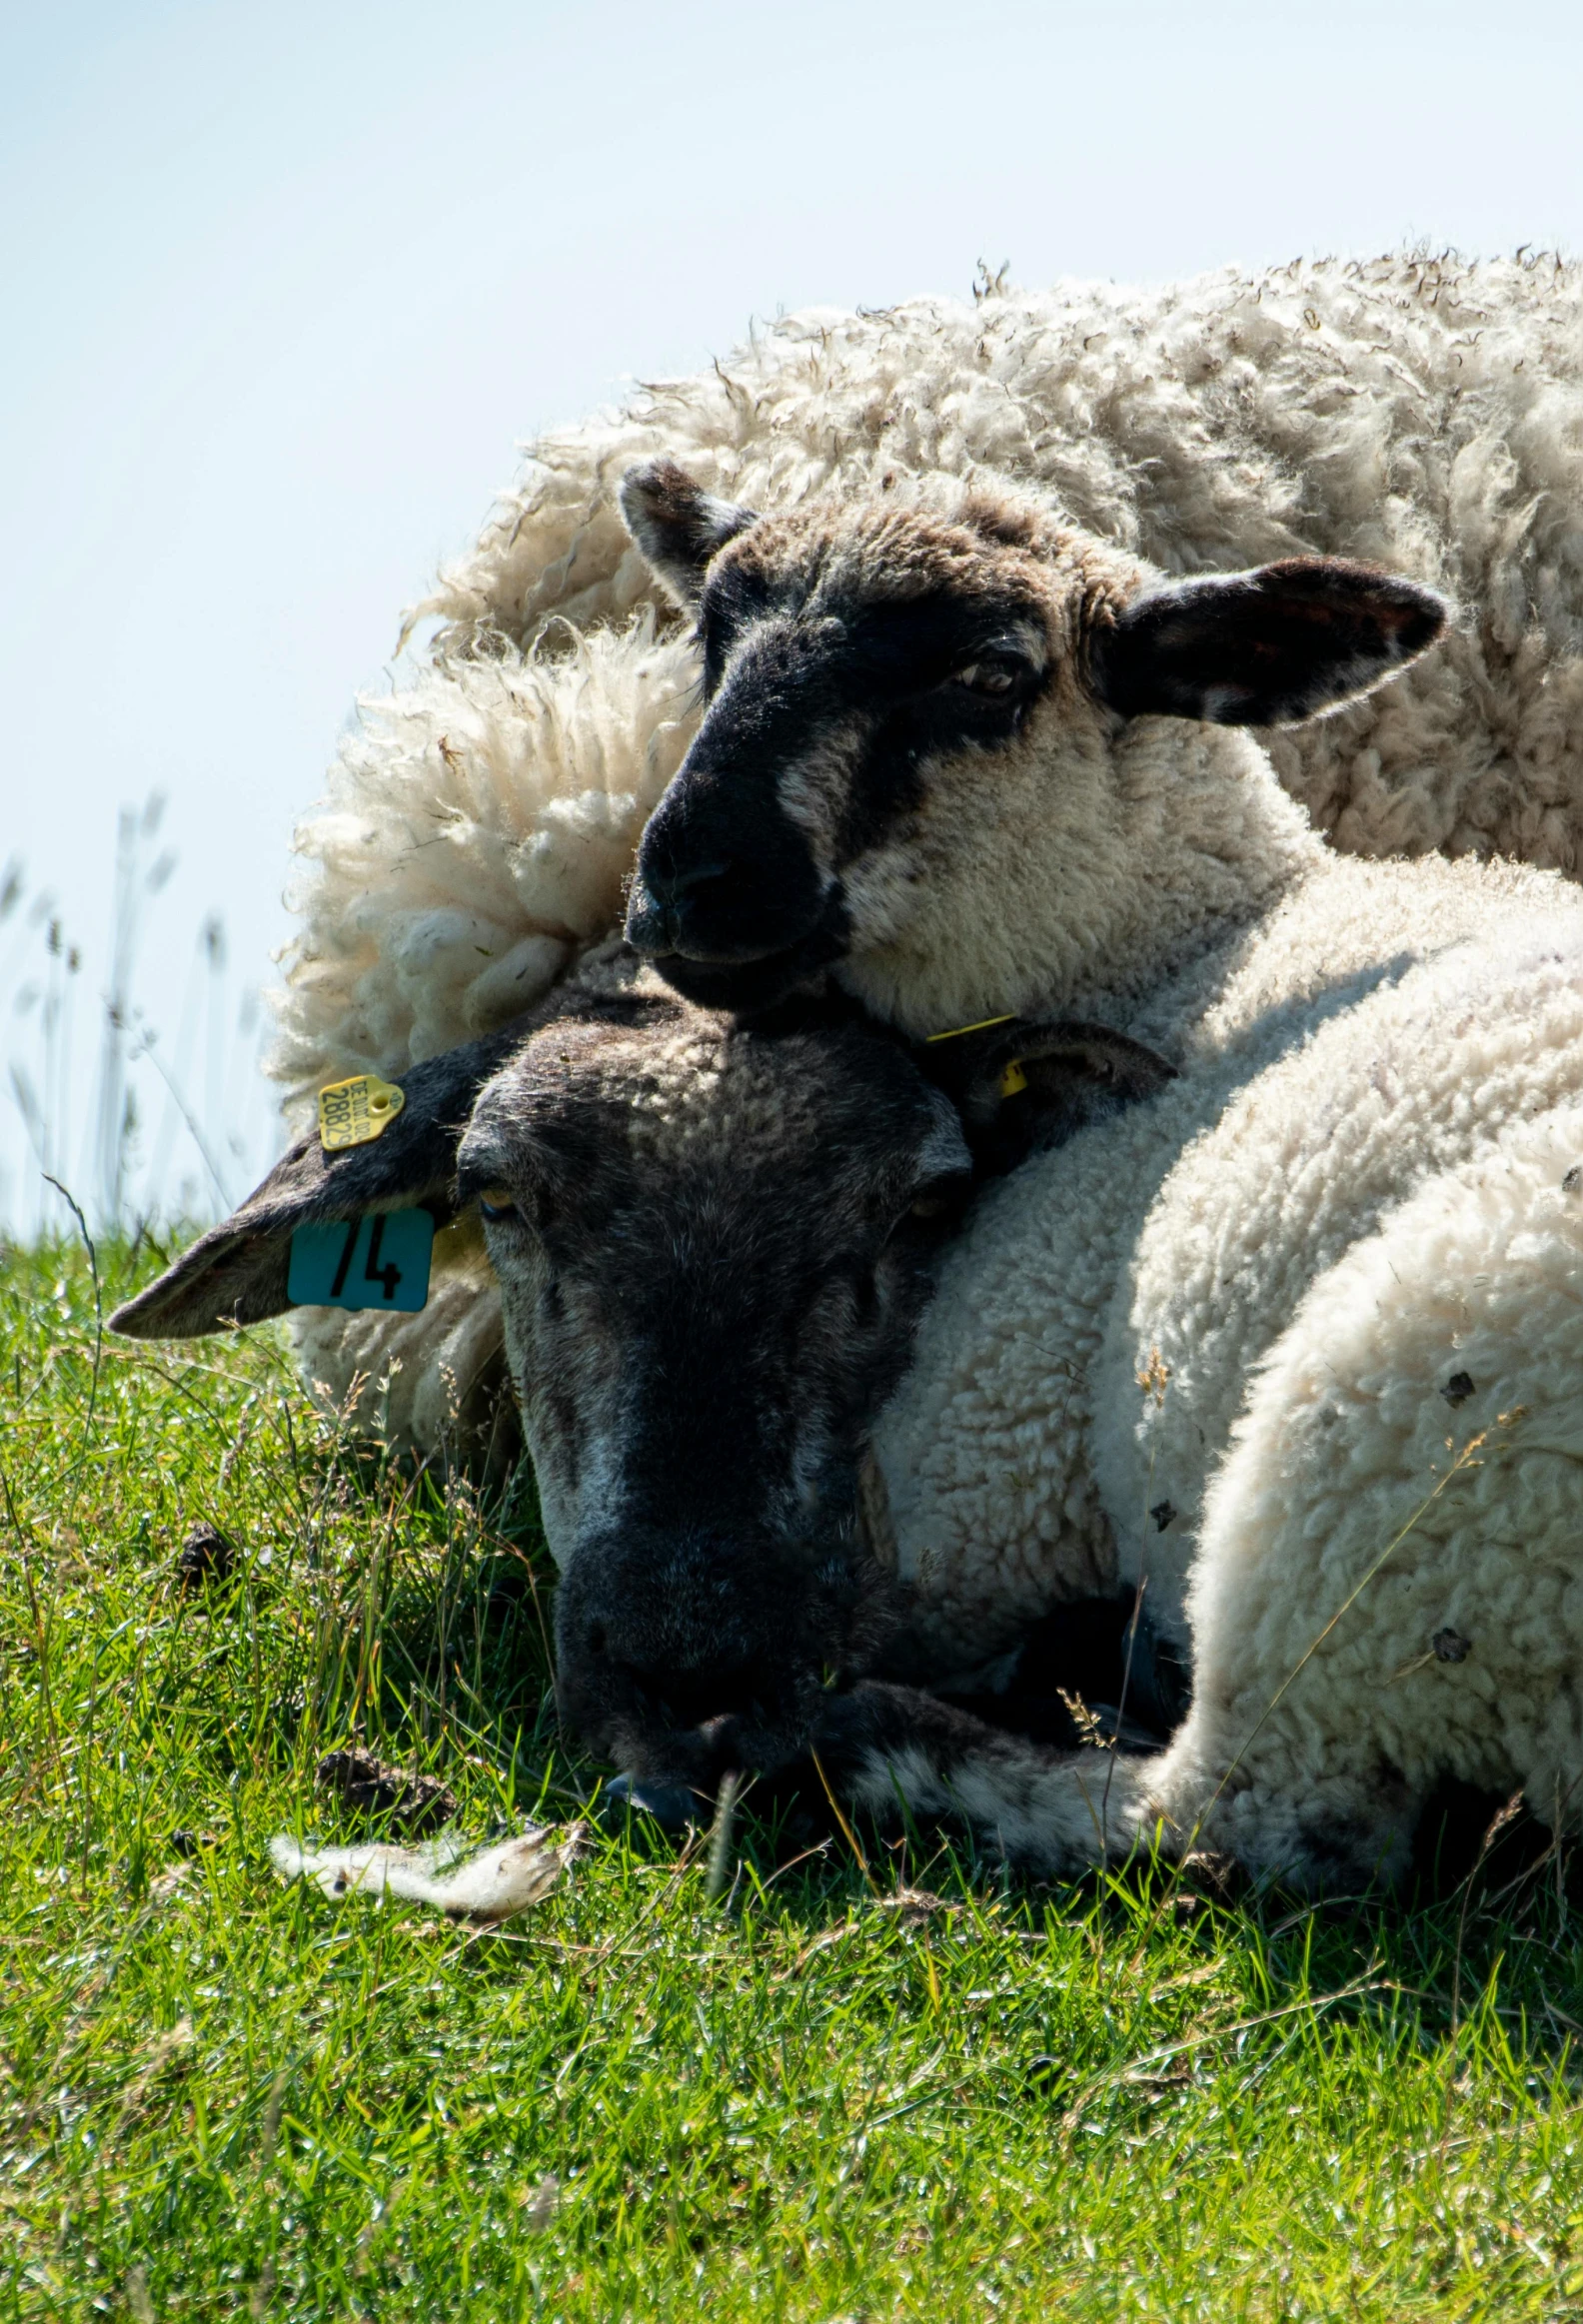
[[1091, 559, 1447, 728], [619, 458, 760, 606], [920, 1017, 1176, 1177], [108, 1023, 527, 1340]]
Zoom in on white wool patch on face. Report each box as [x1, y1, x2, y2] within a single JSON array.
[[612, 1035, 743, 1155], [915, 1102, 972, 1183], [837, 832, 931, 952], [488, 1233, 638, 1573], [526, 1406, 632, 1575], [775, 719, 875, 870]]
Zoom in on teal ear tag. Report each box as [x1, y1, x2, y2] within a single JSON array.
[[287, 1210, 434, 1313]]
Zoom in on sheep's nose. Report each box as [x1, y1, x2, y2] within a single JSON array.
[[624, 877, 673, 953], [604, 1773, 700, 1829], [626, 860, 734, 955]]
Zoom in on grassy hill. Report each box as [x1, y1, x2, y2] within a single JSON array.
[[4, 1233, 1583, 2321]]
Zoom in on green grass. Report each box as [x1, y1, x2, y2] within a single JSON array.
[[5, 1233, 1583, 2321]]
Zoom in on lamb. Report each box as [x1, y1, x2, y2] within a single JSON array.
[[408, 255, 1583, 880], [273, 252, 1583, 1441], [592, 466, 1583, 1885], [111, 885, 1583, 1883], [109, 947, 1173, 1807]]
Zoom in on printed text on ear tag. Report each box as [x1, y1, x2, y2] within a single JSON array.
[[999, 1058, 1028, 1097], [318, 1074, 406, 1151], [286, 1210, 434, 1313]]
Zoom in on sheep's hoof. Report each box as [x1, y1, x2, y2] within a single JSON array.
[[604, 1774, 700, 1831], [1177, 1848, 1244, 1904]]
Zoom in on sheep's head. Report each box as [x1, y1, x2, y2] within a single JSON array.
[[458, 978, 972, 1802], [619, 460, 1448, 1026], [108, 951, 1173, 1814]]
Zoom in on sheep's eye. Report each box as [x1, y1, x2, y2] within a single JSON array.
[[477, 1188, 519, 1224], [903, 1173, 970, 1228], [952, 658, 1022, 696]]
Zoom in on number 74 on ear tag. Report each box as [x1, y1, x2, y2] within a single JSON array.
[[287, 1210, 434, 1313]]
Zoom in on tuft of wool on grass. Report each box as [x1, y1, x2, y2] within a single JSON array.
[[268, 1825, 581, 1924]]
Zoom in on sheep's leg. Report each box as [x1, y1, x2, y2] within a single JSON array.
[[812, 1683, 1162, 1873], [826, 1108, 1583, 1890], [808, 1677, 1372, 1881], [809, 1673, 1414, 1885], [1143, 1102, 1583, 1890]]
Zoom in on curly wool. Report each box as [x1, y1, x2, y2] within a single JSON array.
[[271, 618, 695, 1444], [411, 250, 1583, 870], [852, 849, 1583, 1882], [874, 848, 1583, 1670], [271, 251, 1583, 1442], [274, 615, 696, 1119]]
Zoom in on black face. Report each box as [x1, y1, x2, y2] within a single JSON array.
[[626, 562, 1049, 1010], [619, 463, 1450, 1021], [455, 988, 976, 1802], [108, 931, 1179, 1818]]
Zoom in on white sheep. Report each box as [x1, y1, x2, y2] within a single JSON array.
[[602, 463, 1583, 1885], [410, 249, 1583, 868], [119, 395, 1583, 1886], [273, 250, 1583, 1441], [116, 846, 1583, 1885]]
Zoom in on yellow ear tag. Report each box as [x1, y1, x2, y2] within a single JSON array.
[[998, 1058, 1028, 1098], [318, 1074, 406, 1152], [924, 1012, 1016, 1044]]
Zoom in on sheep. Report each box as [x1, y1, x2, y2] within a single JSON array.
[[812, 1071, 1583, 1890], [110, 945, 1174, 1807], [407, 251, 1583, 873], [598, 465, 1583, 1885], [397, 257, 1580, 887], [112, 879, 1583, 1884], [272, 252, 1583, 1440]]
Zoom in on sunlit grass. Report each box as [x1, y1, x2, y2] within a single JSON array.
[[4, 1235, 1583, 2320]]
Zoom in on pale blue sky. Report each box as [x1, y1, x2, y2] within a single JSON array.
[[3, 0, 1581, 1227]]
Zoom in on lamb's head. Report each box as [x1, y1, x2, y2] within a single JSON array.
[[109, 951, 1173, 1812], [620, 460, 1448, 1027], [455, 980, 973, 1798], [459, 982, 1171, 1806]]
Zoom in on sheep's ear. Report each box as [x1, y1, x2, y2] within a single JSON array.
[[921, 1017, 1176, 1176], [620, 459, 759, 605], [1091, 559, 1447, 727], [108, 1024, 526, 1340]]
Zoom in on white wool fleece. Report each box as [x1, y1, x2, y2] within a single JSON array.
[[269, 251, 1583, 1441], [271, 617, 697, 1443], [274, 616, 697, 1119], [1144, 1099, 1583, 1879], [898, 1090, 1583, 1887], [841, 860, 1583, 1885], [409, 252, 1583, 871], [872, 850, 1583, 1676]]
